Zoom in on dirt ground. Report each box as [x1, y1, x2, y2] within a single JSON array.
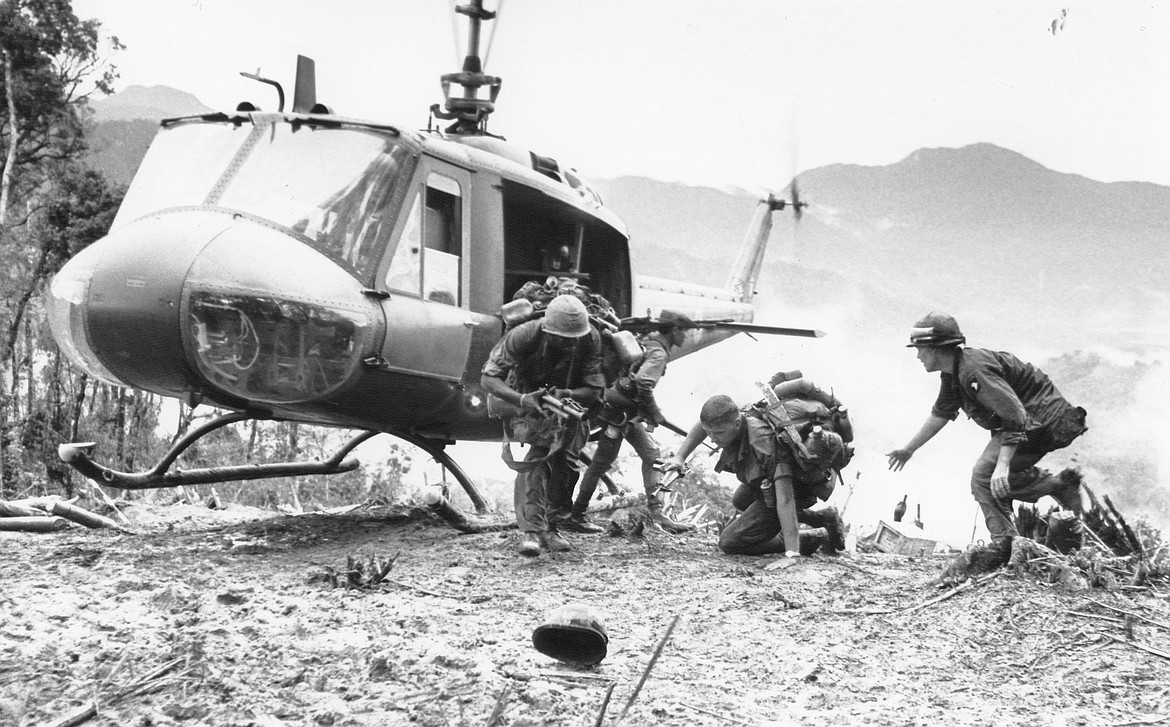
[[1, 501, 1168, 727]]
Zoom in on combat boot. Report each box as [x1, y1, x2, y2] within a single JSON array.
[[646, 495, 693, 534], [819, 507, 847, 554], [1052, 468, 1092, 513], [518, 532, 542, 557], [558, 510, 605, 534], [541, 529, 572, 553]]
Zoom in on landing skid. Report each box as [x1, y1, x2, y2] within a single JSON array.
[[57, 411, 489, 514]]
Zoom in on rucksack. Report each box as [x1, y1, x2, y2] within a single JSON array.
[[509, 276, 620, 329], [752, 384, 854, 485]]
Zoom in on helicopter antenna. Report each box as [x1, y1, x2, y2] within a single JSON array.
[[239, 68, 285, 112], [431, 0, 502, 135]]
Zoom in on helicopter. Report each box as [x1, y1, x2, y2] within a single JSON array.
[[47, 0, 817, 513]]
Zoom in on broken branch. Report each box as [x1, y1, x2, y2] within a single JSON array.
[[614, 614, 680, 725]]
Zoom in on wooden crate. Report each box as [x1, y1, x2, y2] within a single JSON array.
[[872, 519, 940, 556]]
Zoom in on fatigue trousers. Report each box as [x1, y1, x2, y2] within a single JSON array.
[[514, 444, 579, 534], [572, 422, 660, 513], [969, 432, 1067, 543], [719, 482, 820, 555]]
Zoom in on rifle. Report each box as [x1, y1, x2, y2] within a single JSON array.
[[538, 392, 587, 422], [658, 418, 718, 452], [651, 459, 690, 494]]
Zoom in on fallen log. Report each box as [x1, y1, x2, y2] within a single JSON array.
[[0, 499, 47, 518], [39, 500, 120, 530], [0, 516, 72, 533]]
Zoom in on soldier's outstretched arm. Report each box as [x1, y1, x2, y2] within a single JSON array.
[[664, 420, 708, 472], [887, 414, 949, 471]]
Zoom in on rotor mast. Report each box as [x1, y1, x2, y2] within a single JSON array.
[[432, 0, 502, 135]]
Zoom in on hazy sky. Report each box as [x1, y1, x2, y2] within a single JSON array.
[[71, 0, 1170, 191]]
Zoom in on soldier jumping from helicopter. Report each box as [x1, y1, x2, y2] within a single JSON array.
[[481, 295, 605, 556], [563, 310, 696, 535], [887, 311, 1090, 572]]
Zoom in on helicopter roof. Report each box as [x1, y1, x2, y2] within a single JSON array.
[[161, 109, 628, 239]]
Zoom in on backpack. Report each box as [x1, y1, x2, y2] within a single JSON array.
[[752, 383, 854, 486], [509, 276, 620, 329]]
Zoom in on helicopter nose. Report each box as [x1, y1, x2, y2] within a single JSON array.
[[48, 212, 233, 396], [49, 211, 382, 405]]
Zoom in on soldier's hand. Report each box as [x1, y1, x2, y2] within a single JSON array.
[[551, 388, 574, 401], [518, 392, 544, 414], [659, 457, 686, 475], [990, 465, 1011, 499], [886, 448, 913, 471]]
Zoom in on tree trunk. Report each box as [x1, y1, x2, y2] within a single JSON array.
[[0, 49, 21, 227]]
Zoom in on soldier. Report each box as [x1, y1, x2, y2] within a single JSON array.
[[481, 295, 605, 556], [665, 374, 850, 559], [563, 310, 695, 535], [887, 311, 1089, 566]]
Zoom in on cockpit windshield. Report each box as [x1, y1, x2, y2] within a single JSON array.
[[114, 117, 416, 281]]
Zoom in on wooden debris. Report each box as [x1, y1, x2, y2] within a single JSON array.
[[318, 552, 400, 590], [0, 516, 71, 532], [1084, 598, 1170, 630], [485, 684, 510, 727], [614, 614, 680, 725], [38, 499, 119, 530], [593, 682, 616, 727], [1105, 634, 1170, 662], [0, 499, 46, 518]]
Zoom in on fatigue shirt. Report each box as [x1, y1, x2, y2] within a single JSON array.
[[930, 347, 1078, 447], [624, 337, 669, 422], [482, 319, 605, 395], [714, 409, 796, 489]]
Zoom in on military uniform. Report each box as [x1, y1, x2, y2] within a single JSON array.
[[482, 318, 604, 541], [931, 347, 1087, 540]]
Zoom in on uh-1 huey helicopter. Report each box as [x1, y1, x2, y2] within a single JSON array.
[[46, 0, 818, 513]]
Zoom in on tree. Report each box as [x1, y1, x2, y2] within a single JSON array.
[[0, 0, 121, 494], [0, 0, 120, 227]]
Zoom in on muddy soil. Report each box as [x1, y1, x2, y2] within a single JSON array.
[[1, 502, 1168, 727]]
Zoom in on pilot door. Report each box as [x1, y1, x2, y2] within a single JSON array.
[[375, 162, 474, 381]]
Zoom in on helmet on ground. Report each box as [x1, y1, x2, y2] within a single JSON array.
[[907, 311, 966, 348], [541, 295, 591, 338], [532, 603, 609, 666]]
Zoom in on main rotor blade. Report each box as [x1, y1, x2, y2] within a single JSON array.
[[619, 317, 824, 338], [705, 321, 825, 338]]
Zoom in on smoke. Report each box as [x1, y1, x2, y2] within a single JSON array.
[[655, 295, 1170, 545]]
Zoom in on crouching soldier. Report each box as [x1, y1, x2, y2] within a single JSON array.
[[565, 311, 695, 534], [481, 295, 605, 557], [665, 373, 852, 559], [887, 312, 1089, 570]]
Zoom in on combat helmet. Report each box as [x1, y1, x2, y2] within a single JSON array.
[[541, 295, 591, 338], [907, 311, 966, 348]]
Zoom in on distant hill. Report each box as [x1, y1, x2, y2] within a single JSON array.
[[594, 144, 1170, 354], [89, 85, 213, 122]]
